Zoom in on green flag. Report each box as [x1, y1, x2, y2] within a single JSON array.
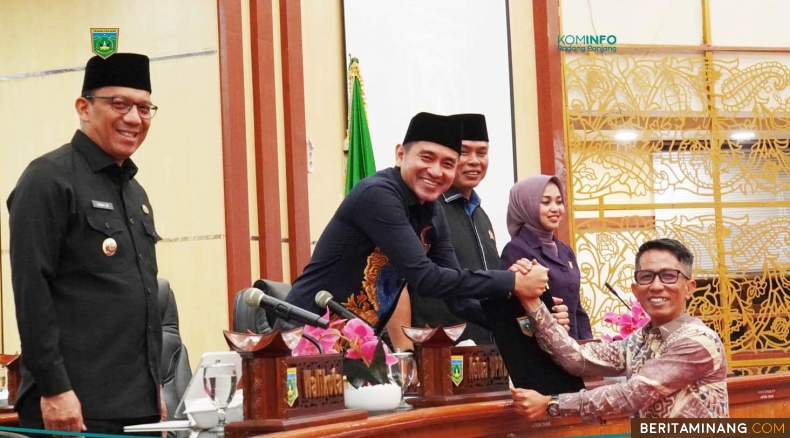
[[345, 58, 376, 195]]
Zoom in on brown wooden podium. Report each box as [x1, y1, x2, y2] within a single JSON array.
[[403, 324, 511, 408], [223, 330, 367, 437], [0, 355, 20, 407]]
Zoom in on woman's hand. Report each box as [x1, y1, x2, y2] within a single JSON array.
[[550, 297, 570, 332]]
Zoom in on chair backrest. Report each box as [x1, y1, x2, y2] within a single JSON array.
[[232, 288, 270, 334], [232, 279, 292, 333], [158, 278, 192, 421]]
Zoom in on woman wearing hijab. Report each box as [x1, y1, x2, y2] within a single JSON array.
[[501, 175, 593, 340]]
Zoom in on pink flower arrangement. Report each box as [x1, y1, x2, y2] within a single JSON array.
[[341, 318, 398, 367], [600, 300, 650, 342], [291, 309, 345, 356], [292, 309, 397, 388]]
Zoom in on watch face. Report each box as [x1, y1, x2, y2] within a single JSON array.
[[547, 402, 560, 417]]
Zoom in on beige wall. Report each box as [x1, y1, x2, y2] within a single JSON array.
[[302, 0, 349, 248], [509, 0, 542, 179], [0, 0, 229, 359], [1, 0, 543, 363]]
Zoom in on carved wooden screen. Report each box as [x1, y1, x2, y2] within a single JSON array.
[[564, 54, 790, 375]]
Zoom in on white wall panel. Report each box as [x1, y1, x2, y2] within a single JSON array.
[[344, 0, 516, 252], [561, 0, 702, 45]]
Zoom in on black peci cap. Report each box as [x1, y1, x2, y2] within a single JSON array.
[[402, 112, 463, 154], [450, 113, 488, 142], [82, 53, 151, 94]]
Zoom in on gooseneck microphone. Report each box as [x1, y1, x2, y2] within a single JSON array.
[[604, 282, 631, 311], [315, 290, 372, 327], [244, 287, 329, 329]]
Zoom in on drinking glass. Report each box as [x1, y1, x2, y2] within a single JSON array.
[[389, 352, 415, 410], [202, 363, 238, 433]]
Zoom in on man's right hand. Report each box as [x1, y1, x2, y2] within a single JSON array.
[[41, 390, 86, 434]]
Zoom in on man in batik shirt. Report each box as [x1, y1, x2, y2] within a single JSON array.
[[511, 238, 728, 420]]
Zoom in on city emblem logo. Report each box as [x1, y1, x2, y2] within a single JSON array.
[[91, 28, 119, 59], [286, 367, 299, 406], [517, 316, 535, 337], [450, 355, 464, 386]]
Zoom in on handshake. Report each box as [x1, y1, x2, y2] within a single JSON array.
[[508, 259, 570, 330], [509, 259, 550, 309]]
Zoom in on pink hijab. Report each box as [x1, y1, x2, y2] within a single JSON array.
[[506, 175, 564, 257]]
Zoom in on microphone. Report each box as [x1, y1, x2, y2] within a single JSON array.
[[315, 290, 370, 326], [244, 288, 329, 329], [604, 282, 631, 311]]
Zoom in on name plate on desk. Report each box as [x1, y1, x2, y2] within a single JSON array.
[[402, 325, 511, 408], [447, 346, 509, 394], [223, 329, 367, 436], [284, 354, 346, 414]]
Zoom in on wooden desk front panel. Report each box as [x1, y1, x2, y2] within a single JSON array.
[[258, 372, 790, 438]]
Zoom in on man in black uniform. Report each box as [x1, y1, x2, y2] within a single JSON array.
[[410, 113, 496, 344], [284, 112, 550, 331], [7, 53, 164, 435]]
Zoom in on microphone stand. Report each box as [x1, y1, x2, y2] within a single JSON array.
[[300, 332, 324, 354], [604, 282, 631, 311], [275, 319, 325, 354]]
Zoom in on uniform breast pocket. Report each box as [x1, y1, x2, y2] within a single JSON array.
[[141, 217, 161, 266], [84, 213, 131, 273]]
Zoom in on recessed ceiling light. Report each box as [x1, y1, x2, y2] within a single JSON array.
[[730, 131, 756, 141], [614, 130, 638, 141]]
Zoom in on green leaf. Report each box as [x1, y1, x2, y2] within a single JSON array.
[[343, 358, 379, 389], [342, 339, 391, 388], [367, 338, 390, 385]]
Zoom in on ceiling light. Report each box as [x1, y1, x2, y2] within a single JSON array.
[[730, 131, 756, 141], [614, 130, 638, 141]]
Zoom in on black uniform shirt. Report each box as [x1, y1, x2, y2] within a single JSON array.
[[285, 167, 514, 329], [7, 130, 162, 419], [411, 188, 498, 343]]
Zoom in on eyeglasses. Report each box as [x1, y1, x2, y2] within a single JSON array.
[[634, 269, 690, 285], [85, 95, 158, 119]]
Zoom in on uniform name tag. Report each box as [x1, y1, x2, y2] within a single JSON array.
[[91, 200, 114, 210]]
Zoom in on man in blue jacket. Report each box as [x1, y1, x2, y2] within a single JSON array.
[[409, 113, 496, 344]]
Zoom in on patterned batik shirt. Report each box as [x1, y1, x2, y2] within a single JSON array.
[[528, 304, 729, 421]]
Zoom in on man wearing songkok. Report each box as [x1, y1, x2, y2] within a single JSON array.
[[407, 113, 496, 344], [8, 53, 165, 434], [511, 238, 729, 420], [284, 112, 550, 332]]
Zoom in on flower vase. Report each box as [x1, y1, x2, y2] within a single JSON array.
[[343, 381, 401, 412]]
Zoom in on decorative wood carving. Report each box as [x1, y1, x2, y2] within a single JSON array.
[[223, 330, 366, 437], [0, 355, 20, 407], [402, 325, 510, 407]]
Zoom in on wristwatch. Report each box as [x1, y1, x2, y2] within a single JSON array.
[[546, 394, 560, 417]]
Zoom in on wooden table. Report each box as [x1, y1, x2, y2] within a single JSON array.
[[1, 373, 788, 436], [236, 372, 790, 438]]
